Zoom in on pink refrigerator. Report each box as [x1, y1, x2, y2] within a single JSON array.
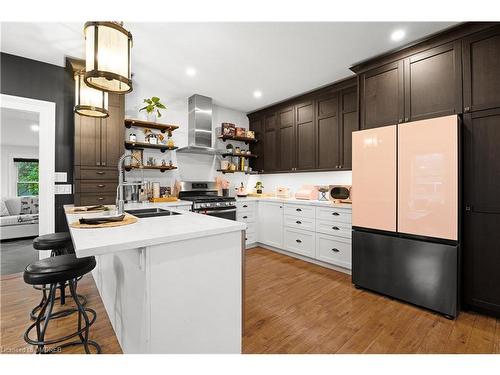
[[352, 115, 459, 318]]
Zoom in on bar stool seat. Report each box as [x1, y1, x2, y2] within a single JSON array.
[[24, 254, 101, 354], [33, 232, 73, 253]]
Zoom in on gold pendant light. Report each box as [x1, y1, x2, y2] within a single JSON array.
[[74, 69, 109, 118], [84, 21, 133, 94]]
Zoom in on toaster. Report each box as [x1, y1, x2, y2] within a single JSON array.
[[329, 185, 352, 204]]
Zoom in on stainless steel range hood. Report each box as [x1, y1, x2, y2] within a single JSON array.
[[177, 94, 224, 155]]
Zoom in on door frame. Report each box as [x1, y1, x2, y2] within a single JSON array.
[[1, 94, 56, 237]]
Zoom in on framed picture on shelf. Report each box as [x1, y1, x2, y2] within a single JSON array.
[[235, 127, 246, 137], [131, 149, 143, 166], [221, 123, 236, 137]]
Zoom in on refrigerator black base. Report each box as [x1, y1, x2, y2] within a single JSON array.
[[352, 229, 459, 318]]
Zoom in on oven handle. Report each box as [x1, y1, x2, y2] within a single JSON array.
[[201, 208, 237, 214]]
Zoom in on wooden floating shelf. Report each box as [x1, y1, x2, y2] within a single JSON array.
[[124, 141, 178, 153], [124, 165, 177, 173], [218, 135, 258, 144], [221, 153, 258, 159], [217, 169, 258, 175], [124, 118, 179, 133]]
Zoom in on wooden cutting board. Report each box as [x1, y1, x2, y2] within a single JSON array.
[[65, 205, 114, 214], [70, 214, 138, 229]]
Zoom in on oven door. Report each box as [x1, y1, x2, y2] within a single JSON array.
[[200, 207, 237, 221]]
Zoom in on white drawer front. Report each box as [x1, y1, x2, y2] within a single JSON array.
[[284, 215, 315, 231], [245, 231, 257, 244], [315, 220, 352, 239], [236, 201, 256, 212], [315, 234, 351, 269], [316, 207, 352, 224], [284, 204, 315, 219], [284, 227, 315, 258], [237, 211, 256, 223]]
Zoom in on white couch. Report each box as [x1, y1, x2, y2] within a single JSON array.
[[0, 196, 39, 240]]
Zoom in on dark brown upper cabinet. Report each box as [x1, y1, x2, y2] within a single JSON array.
[[295, 100, 315, 170], [316, 92, 340, 169], [249, 115, 265, 172], [463, 26, 500, 113], [340, 87, 358, 169], [74, 114, 101, 167], [404, 41, 462, 122], [100, 95, 125, 167], [263, 112, 278, 172], [278, 106, 295, 171], [359, 60, 404, 129]]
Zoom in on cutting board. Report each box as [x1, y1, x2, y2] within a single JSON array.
[[70, 214, 138, 229]]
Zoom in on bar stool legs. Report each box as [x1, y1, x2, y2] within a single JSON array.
[[24, 279, 101, 354]]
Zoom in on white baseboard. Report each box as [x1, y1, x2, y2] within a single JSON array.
[[247, 242, 352, 275]]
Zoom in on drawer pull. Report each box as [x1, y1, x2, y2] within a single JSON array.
[[296, 208, 302, 212], [332, 212, 340, 216], [243, 216, 248, 219], [97, 184, 105, 188], [296, 239, 302, 243], [296, 220, 302, 224], [97, 197, 104, 201], [243, 205, 248, 208], [332, 226, 340, 230], [96, 171, 105, 175], [331, 248, 340, 253]]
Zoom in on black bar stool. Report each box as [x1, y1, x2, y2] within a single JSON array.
[[31, 233, 86, 320], [23, 254, 101, 354]]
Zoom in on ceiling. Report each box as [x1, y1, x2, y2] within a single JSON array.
[[0, 22, 457, 112], [0, 108, 39, 147]]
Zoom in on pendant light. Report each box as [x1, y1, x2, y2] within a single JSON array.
[[74, 69, 109, 118], [84, 21, 133, 94]]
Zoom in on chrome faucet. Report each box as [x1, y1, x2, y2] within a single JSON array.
[[116, 153, 144, 215]]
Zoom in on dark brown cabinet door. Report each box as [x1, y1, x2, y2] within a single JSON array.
[[404, 41, 462, 122], [463, 26, 500, 113], [360, 60, 404, 129], [263, 112, 278, 172], [75, 114, 101, 167], [463, 108, 500, 315], [340, 87, 358, 169], [101, 94, 124, 167], [278, 106, 295, 171], [249, 115, 264, 172], [295, 101, 315, 170], [316, 92, 339, 169]]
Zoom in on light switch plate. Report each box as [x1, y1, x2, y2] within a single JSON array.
[[55, 172, 67, 183], [55, 184, 72, 195]]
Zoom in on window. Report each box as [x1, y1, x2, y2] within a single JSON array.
[[14, 158, 39, 196]]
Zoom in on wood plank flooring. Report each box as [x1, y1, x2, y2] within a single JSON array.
[[1, 247, 499, 354]]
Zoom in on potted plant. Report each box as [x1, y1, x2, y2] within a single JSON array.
[[254, 181, 264, 194], [140, 96, 167, 122]]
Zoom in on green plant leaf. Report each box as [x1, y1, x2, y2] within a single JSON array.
[[157, 109, 162, 118], [139, 106, 148, 112], [156, 103, 167, 109], [152, 96, 160, 103]]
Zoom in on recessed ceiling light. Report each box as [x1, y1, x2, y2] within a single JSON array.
[[30, 124, 39, 132], [391, 29, 406, 42], [185, 67, 196, 77], [253, 90, 262, 98]]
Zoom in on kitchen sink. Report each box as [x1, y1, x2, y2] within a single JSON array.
[[125, 208, 181, 218]]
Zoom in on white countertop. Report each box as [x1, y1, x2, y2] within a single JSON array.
[[65, 202, 246, 258], [235, 196, 352, 209]]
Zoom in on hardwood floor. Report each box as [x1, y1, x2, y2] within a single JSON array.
[[1, 247, 499, 354]]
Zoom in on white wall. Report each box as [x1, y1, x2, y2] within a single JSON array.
[[124, 95, 251, 193], [0, 145, 39, 197], [245, 170, 352, 197]]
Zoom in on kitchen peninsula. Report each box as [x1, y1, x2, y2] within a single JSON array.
[[65, 202, 246, 354]]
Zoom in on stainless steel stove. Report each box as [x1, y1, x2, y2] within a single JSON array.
[[178, 181, 236, 220]]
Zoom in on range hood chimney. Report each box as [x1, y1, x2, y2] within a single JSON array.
[[177, 94, 224, 155]]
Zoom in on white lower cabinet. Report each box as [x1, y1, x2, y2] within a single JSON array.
[[284, 227, 315, 258], [257, 201, 283, 248], [315, 233, 352, 269], [236, 201, 258, 246]]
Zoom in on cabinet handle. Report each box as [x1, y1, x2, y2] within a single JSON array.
[[296, 208, 302, 212], [279, 206, 282, 208], [331, 248, 340, 253], [296, 220, 302, 224], [332, 212, 340, 216], [332, 226, 340, 230], [464, 106, 471, 113], [243, 205, 248, 208], [97, 197, 104, 201], [96, 171, 105, 175], [296, 239, 302, 243], [97, 184, 105, 188], [243, 216, 248, 219]]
